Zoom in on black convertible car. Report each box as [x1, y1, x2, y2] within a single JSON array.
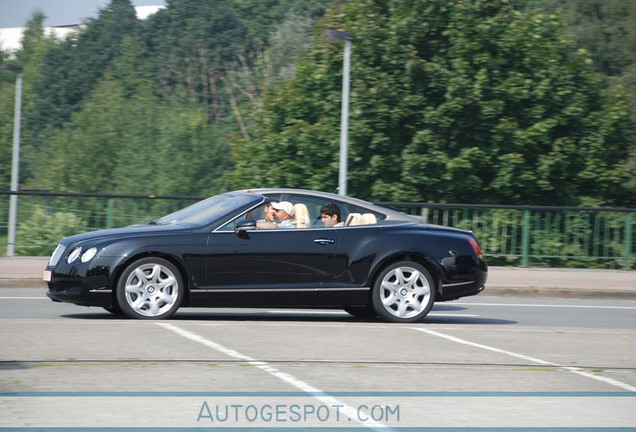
[[45, 189, 487, 322]]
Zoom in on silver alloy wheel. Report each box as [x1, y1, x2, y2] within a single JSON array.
[[124, 262, 180, 317], [379, 266, 431, 319]]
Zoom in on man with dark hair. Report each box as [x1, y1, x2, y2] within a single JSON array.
[[320, 202, 343, 227], [258, 201, 296, 229], [261, 200, 279, 222]]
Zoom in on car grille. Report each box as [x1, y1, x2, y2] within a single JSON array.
[[48, 244, 66, 267]]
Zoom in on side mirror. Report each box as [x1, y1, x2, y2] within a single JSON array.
[[235, 219, 257, 238]]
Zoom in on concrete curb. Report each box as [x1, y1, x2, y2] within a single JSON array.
[[481, 286, 636, 299], [0, 279, 48, 288]]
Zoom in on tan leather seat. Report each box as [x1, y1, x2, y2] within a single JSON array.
[[361, 213, 377, 225], [292, 203, 311, 228], [345, 213, 363, 226], [345, 213, 377, 226]]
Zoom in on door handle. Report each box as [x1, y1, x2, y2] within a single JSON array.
[[313, 238, 335, 245]]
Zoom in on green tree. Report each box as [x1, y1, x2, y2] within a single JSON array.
[[28, 33, 232, 197], [26, 0, 139, 134], [143, 0, 330, 126], [516, 0, 636, 80], [20, 0, 327, 197], [267, 14, 314, 81], [230, 0, 635, 206], [515, 0, 636, 196], [15, 10, 47, 65], [143, 0, 249, 123], [233, 0, 329, 42], [0, 11, 58, 189]]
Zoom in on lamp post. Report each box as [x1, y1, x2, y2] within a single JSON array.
[[324, 30, 353, 196], [2, 64, 23, 257]]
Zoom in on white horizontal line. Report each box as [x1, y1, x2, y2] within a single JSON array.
[[453, 302, 636, 310], [423, 327, 636, 336]]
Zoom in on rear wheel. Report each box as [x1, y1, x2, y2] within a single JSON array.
[[116, 257, 184, 320], [372, 261, 435, 323]]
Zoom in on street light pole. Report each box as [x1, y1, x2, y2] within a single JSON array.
[[2, 64, 23, 257], [324, 30, 353, 196]]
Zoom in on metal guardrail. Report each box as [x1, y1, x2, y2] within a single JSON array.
[[1, 191, 634, 268], [377, 202, 635, 269], [0, 191, 201, 257]]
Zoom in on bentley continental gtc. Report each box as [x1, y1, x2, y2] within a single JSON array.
[[45, 189, 487, 322]]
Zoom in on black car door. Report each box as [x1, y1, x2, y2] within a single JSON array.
[[325, 224, 383, 288], [203, 227, 339, 290]]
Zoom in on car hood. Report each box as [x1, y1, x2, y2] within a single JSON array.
[[60, 223, 191, 246]]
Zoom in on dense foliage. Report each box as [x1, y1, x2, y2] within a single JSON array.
[[0, 0, 634, 206], [232, 0, 635, 205]]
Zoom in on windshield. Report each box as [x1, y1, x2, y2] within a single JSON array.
[[154, 193, 259, 226]]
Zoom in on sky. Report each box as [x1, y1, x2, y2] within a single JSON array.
[[0, 0, 166, 28]]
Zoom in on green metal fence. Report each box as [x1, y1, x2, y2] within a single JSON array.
[[378, 202, 635, 269], [0, 191, 201, 257], [1, 191, 634, 268]]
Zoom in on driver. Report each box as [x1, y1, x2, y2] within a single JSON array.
[[259, 200, 279, 222], [257, 201, 296, 229]]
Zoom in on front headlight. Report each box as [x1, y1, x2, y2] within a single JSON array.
[[81, 247, 97, 263], [67, 247, 82, 264], [49, 244, 66, 266]]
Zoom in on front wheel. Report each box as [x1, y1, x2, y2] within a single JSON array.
[[116, 257, 184, 320], [372, 261, 435, 323]]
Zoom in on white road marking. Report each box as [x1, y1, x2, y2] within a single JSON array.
[[0, 297, 48, 300], [453, 302, 636, 310], [421, 327, 636, 335], [412, 327, 636, 392], [157, 322, 392, 431]]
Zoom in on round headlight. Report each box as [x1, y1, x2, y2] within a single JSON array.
[[81, 247, 98, 263], [67, 247, 82, 264]]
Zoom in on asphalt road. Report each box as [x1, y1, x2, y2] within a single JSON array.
[[1, 288, 635, 430]]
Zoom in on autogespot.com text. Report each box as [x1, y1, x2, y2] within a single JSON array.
[[197, 401, 400, 425]]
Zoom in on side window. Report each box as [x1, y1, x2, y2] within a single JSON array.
[[262, 194, 384, 228], [262, 194, 331, 228], [216, 203, 268, 232], [283, 195, 325, 228], [217, 200, 316, 231], [339, 204, 384, 224]]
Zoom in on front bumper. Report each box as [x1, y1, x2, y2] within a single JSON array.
[[46, 288, 113, 308], [45, 257, 117, 308]]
